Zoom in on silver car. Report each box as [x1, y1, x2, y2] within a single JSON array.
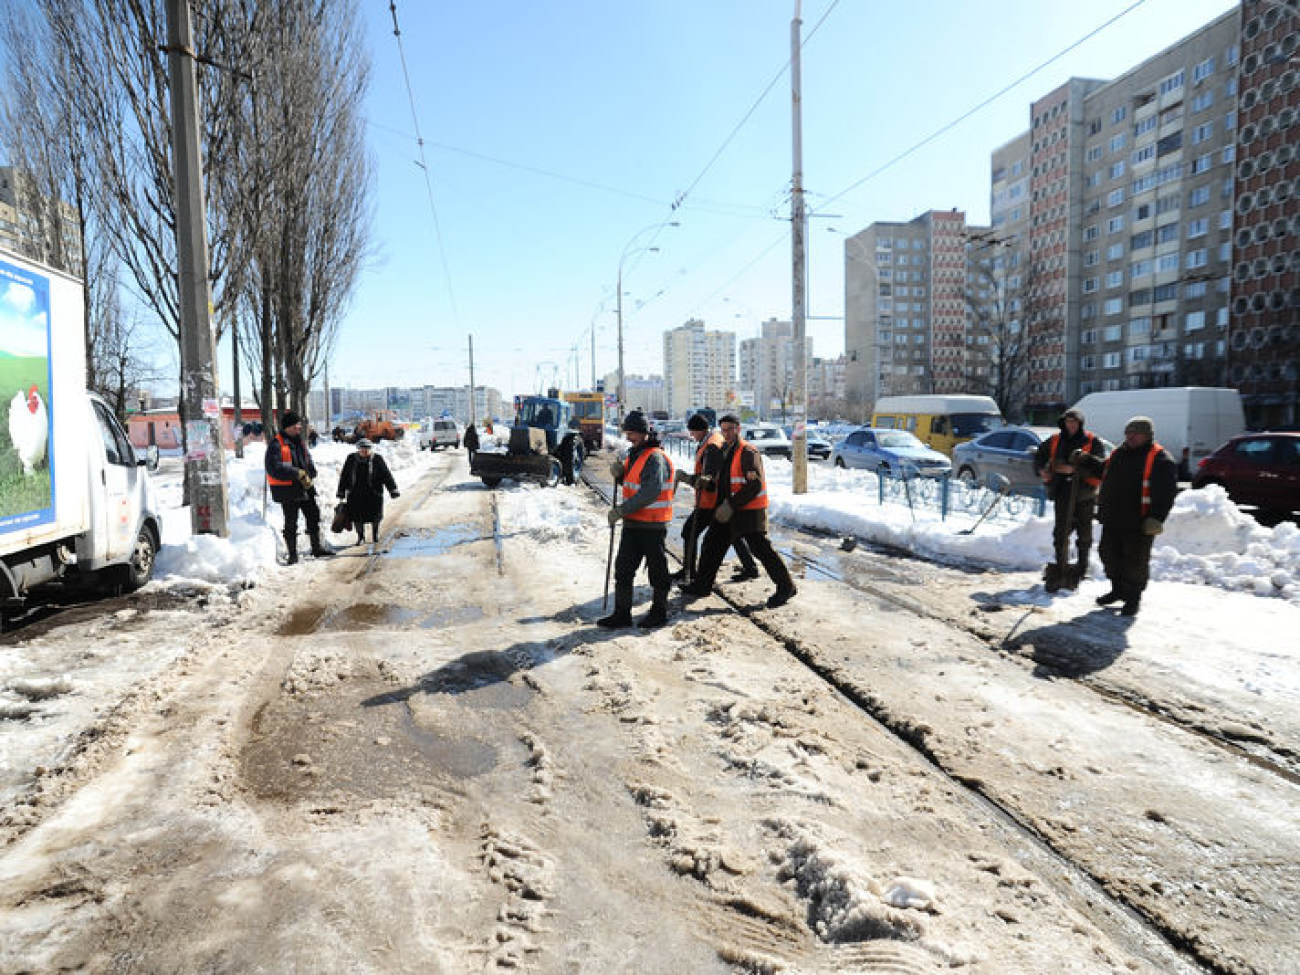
[[951, 425, 1058, 493]]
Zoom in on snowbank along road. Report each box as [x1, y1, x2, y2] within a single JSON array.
[[1, 448, 1297, 974]]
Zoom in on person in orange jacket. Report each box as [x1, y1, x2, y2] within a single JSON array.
[[598, 411, 675, 630]]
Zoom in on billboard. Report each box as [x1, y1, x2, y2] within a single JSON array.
[[0, 255, 54, 532]]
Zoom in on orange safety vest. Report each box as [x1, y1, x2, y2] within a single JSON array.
[[728, 440, 768, 511], [693, 431, 724, 510], [622, 447, 675, 523], [1048, 431, 1101, 487], [1103, 441, 1165, 516], [267, 434, 295, 487]]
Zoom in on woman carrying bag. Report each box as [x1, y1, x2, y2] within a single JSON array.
[[337, 439, 399, 545]]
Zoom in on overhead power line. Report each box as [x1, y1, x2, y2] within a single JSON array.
[[820, 0, 1153, 211], [388, 0, 459, 324]]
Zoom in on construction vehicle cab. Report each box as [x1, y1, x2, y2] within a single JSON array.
[[470, 392, 584, 488]]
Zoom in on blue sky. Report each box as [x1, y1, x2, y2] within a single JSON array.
[[328, 0, 1241, 399]]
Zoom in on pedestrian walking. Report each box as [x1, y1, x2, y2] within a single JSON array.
[[337, 438, 400, 545], [681, 414, 797, 608], [672, 412, 757, 584], [265, 410, 332, 565], [597, 411, 675, 630], [1077, 415, 1177, 617], [1034, 407, 1108, 591], [463, 422, 480, 461]]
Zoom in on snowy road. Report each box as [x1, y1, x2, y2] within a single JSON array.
[[1, 450, 1297, 973]]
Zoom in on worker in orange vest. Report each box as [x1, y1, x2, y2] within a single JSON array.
[[598, 411, 676, 630], [1034, 407, 1108, 590], [673, 412, 758, 584], [682, 414, 797, 609], [265, 410, 333, 565], [1077, 415, 1177, 616]]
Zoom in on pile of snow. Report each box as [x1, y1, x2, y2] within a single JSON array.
[[147, 439, 1298, 604]]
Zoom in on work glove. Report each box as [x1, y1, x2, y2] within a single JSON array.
[[607, 506, 623, 527], [296, 470, 314, 490], [1142, 516, 1164, 536], [714, 500, 733, 524], [391, 491, 400, 499], [609, 458, 624, 480]]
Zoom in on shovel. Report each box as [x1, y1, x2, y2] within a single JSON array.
[[960, 473, 1011, 535], [603, 474, 621, 610]]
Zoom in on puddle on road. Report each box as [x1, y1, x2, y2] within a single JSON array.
[[278, 603, 486, 635], [387, 524, 482, 558], [242, 682, 506, 803]]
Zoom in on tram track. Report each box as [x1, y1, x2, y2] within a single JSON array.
[[579, 460, 1277, 975]]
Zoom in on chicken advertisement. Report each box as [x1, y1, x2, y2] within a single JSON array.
[[0, 254, 53, 532]]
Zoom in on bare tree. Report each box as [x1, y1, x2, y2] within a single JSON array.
[[964, 244, 1045, 423]]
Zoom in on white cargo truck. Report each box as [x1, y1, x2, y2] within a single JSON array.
[[1070, 387, 1246, 479], [1, 248, 162, 622]]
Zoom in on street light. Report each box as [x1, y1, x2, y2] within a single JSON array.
[[616, 220, 679, 424]]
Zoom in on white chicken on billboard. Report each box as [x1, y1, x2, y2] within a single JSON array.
[[0, 255, 53, 532]]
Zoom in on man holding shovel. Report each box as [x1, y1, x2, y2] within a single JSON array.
[[1034, 407, 1108, 592], [597, 411, 675, 630]]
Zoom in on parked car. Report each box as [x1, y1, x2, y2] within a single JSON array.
[[782, 427, 833, 460], [1191, 432, 1300, 514], [952, 425, 1060, 494], [829, 427, 951, 477], [421, 418, 462, 450], [742, 423, 792, 458]]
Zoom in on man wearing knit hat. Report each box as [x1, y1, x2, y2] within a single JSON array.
[[265, 410, 332, 565], [1034, 407, 1108, 590], [599, 410, 675, 630], [1076, 415, 1177, 616]]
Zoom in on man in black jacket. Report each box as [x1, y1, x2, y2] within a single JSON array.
[[1078, 415, 1177, 617], [1034, 407, 1108, 589], [265, 410, 332, 565]]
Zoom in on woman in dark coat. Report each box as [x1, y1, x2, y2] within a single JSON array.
[[337, 439, 399, 545]]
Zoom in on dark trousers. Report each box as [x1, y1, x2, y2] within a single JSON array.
[[1098, 526, 1154, 600], [682, 510, 756, 578], [695, 524, 793, 592], [1052, 493, 1096, 566], [281, 496, 321, 539], [613, 526, 670, 610]]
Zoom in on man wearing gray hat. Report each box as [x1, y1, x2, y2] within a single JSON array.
[[1076, 415, 1177, 616], [337, 438, 399, 546]]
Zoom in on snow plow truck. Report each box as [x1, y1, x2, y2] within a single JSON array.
[[470, 391, 584, 488]]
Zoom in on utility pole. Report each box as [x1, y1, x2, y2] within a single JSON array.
[[468, 333, 476, 425], [790, 1, 809, 494], [165, 0, 228, 536]]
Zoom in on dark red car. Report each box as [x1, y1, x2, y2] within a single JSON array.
[[1191, 433, 1300, 514]]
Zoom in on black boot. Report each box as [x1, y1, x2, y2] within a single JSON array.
[[371, 522, 381, 543], [1120, 596, 1141, 617], [730, 565, 761, 581], [1096, 589, 1123, 606], [638, 589, 670, 629], [766, 583, 797, 608], [309, 530, 333, 558], [283, 531, 298, 566], [597, 585, 634, 628]]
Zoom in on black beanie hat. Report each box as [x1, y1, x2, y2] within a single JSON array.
[[687, 413, 709, 431], [622, 410, 649, 434], [280, 409, 302, 430]]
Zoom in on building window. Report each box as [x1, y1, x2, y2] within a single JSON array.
[[1185, 248, 1207, 269], [1185, 280, 1207, 298], [1131, 259, 1153, 278], [1083, 277, 1099, 293], [1106, 270, 1124, 288], [1191, 122, 1213, 144], [1084, 250, 1100, 267], [1084, 225, 1099, 241], [1191, 153, 1213, 174], [1108, 187, 1125, 207], [1103, 325, 1123, 341], [1156, 195, 1180, 216], [1159, 69, 1185, 96], [1185, 310, 1206, 332], [1132, 144, 1156, 165], [1187, 218, 1208, 238], [1131, 229, 1153, 249], [1086, 145, 1103, 162], [1157, 222, 1179, 244], [1192, 91, 1214, 113], [1104, 297, 1124, 315], [1110, 161, 1126, 179], [1153, 282, 1178, 301], [1156, 253, 1180, 273], [1130, 316, 1151, 336], [1107, 243, 1124, 260], [1130, 288, 1151, 305], [1221, 145, 1235, 163], [1157, 131, 1183, 155], [1133, 203, 1152, 222], [1110, 133, 1126, 153], [1188, 185, 1210, 207], [1135, 115, 1158, 136], [1193, 57, 1215, 83], [1107, 215, 1125, 234]]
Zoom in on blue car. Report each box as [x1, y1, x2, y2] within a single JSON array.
[[829, 427, 952, 477]]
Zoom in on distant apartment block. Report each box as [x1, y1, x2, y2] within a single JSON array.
[[662, 319, 736, 417], [738, 318, 813, 420], [0, 166, 82, 274]]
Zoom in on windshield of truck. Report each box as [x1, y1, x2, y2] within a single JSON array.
[[519, 401, 562, 427], [571, 401, 602, 420], [951, 413, 1002, 437]]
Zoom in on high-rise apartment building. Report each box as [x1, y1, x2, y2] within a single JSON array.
[[737, 318, 813, 420], [0, 167, 82, 275], [844, 210, 993, 418], [1230, 0, 1299, 427], [662, 319, 736, 418]]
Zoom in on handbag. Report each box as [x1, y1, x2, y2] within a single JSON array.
[[331, 501, 352, 534]]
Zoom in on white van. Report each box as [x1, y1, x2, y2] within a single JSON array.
[[1070, 387, 1245, 478]]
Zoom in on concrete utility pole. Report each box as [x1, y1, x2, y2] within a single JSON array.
[[165, 0, 229, 535], [789, 1, 809, 494], [468, 333, 476, 425]]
